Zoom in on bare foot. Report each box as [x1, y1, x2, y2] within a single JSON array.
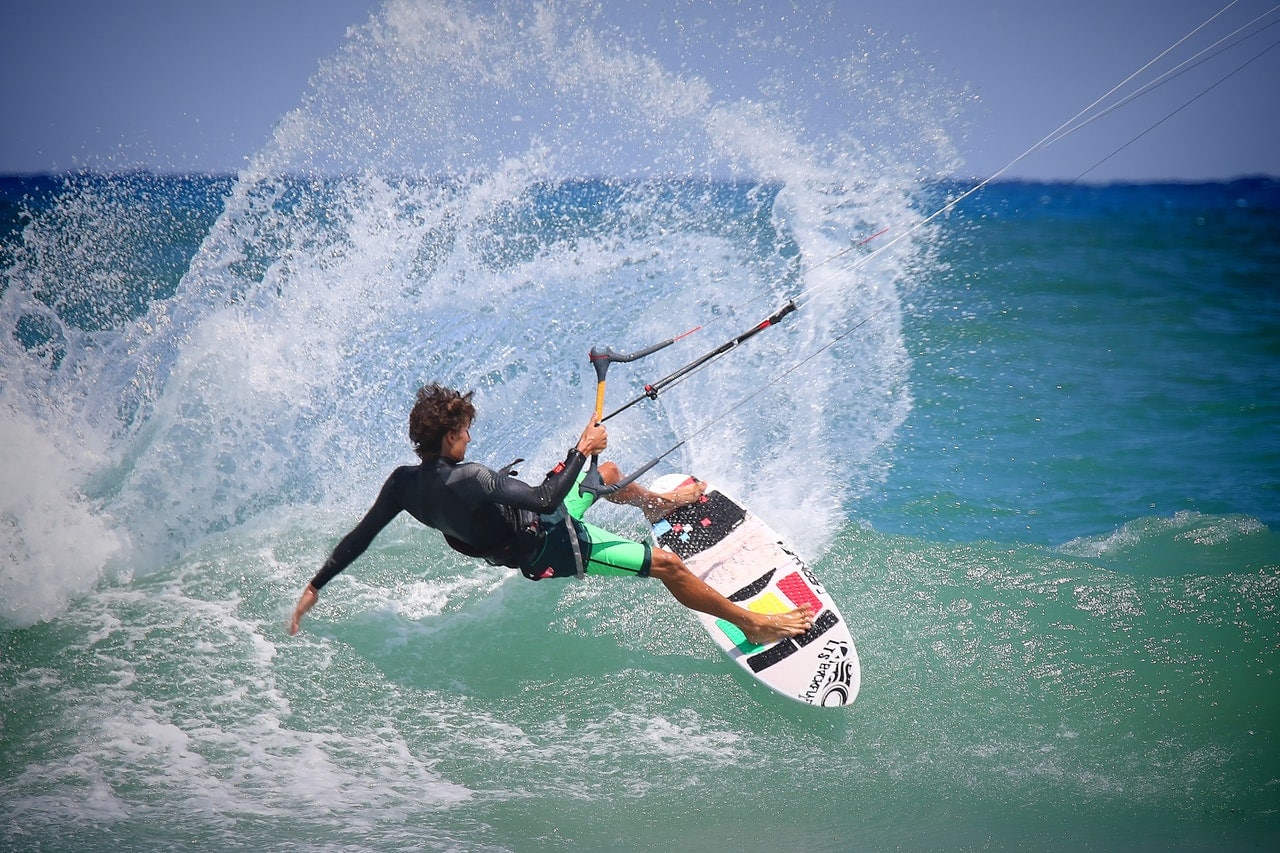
[[739, 604, 814, 646], [627, 478, 707, 522], [664, 479, 706, 509]]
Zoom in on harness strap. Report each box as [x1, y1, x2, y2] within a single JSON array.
[[564, 515, 585, 578]]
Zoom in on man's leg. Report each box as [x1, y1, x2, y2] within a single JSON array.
[[647, 547, 814, 646], [596, 462, 706, 522], [590, 461, 813, 644]]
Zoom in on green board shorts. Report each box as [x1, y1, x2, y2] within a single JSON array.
[[520, 471, 653, 581]]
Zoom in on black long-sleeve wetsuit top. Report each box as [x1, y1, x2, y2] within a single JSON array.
[[309, 448, 588, 590]]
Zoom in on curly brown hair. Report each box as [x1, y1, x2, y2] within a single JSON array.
[[409, 383, 476, 460]]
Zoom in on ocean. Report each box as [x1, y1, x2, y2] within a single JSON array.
[[2, 2, 1278, 850]]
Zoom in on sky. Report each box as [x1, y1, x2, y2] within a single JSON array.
[[2, 0, 1277, 182]]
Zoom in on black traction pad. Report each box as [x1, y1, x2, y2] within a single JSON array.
[[653, 490, 748, 560]]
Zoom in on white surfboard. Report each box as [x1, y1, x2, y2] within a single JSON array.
[[648, 473, 861, 707]]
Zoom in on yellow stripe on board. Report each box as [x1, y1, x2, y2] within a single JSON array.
[[747, 592, 789, 615]]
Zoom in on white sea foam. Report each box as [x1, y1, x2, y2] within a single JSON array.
[[0, 408, 124, 628]]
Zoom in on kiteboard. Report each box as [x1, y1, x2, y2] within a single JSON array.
[[647, 473, 860, 707]]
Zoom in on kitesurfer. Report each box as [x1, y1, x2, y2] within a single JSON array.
[[287, 383, 814, 644]]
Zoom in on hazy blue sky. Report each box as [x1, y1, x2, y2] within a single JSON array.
[[3, 0, 1276, 181]]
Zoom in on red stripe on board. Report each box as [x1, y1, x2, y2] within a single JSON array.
[[777, 571, 823, 615]]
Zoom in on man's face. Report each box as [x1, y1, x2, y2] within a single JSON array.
[[442, 420, 472, 460]]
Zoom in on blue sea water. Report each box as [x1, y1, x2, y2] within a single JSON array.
[[2, 2, 1278, 850]]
